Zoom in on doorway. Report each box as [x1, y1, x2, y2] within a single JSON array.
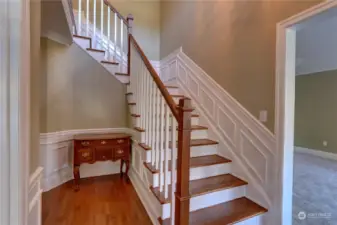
[[276, 1, 337, 225]]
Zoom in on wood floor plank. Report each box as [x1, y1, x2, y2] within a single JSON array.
[[42, 174, 152, 225]]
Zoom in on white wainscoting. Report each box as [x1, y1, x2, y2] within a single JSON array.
[[159, 48, 277, 224], [40, 128, 135, 192], [28, 167, 43, 225]]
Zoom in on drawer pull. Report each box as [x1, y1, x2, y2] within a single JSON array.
[[116, 149, 124, 154], [81, 141, 90, 146], [82, 152, 90, 158], [117, 139, 124, 144], [101, 140, 107, 145]]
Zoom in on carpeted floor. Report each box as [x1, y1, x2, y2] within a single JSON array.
[[293, 152, 337, 225]]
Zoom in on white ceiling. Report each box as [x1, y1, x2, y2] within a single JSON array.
[[295, 6, 337, 76]]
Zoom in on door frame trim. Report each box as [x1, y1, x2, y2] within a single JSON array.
[[0, 0, 31, 224], [275, 1, 337, 224]]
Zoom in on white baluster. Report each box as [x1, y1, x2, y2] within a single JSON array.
[[100, 0, 104, 49], [159, 96, 165, 192], [141, 63, 146, 138], [86, 0, 89, 36], [149, 81, 154, 166], [93, 0, 96, 47], [114, 13, 117, 61], [78, 0, 82, 35], [155, 88, 160, 170], [107, 6, 110, 60], [164, 105, 170, 199], [120, 19, 124, 72], [170, 118, 177, 225]]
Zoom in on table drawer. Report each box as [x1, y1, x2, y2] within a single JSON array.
[[114, 146, 129, 159], [95, 147, 113, 161], [77, 148, 94, 163], [112, 138, 129, 146]]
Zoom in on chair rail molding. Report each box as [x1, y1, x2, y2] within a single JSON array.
[[40, 128, 135, 192], [159, 47, 277, 224], [0, 0, 31, 224]]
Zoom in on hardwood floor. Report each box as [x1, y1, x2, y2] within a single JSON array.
[[42, 174, 152, 225]]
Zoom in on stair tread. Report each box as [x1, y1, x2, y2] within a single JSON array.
[[165, 85, 178, 89], [151, 174, 247, 204], [73, 34, 91, 40], [134, 127, 145, 132], [131, 114, 140, 117], [171, 94, 185, 98], [168, 139, 219, 148], [144, 155, 231, 174], [128, 102, 136, 105], [115, 72, 130, 76], [86, 48, 105, 53], [101, 60, 119, 65], [125, 92, 133, 95], [160, 197, 267, 225], [137, 125, 207, 133]]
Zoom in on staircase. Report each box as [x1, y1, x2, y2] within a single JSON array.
[[69, 1, 267, 224]]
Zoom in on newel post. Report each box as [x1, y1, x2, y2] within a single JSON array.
[[175, 98, 193, 225], [127, 14, 133, 75]]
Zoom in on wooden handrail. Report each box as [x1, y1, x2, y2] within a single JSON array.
[[129, 34, 179, 120], [103, 0, 128, 25]]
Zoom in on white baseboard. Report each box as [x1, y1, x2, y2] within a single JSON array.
[[28, 167, 43, 225], [295, 146, 337, 161], [40, 128, 134, 192]]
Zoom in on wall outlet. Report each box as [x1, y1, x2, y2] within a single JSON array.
[[323, 141, 328, 147], [259, 110, 268, 123]]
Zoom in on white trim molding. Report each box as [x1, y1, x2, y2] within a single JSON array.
[[160, 47, 276, 224], [0, 0, 31, 224], [28, 167, 43, 225], [294, 146, 337, 161], [275, 1, 337, 225], [40, 128, 134, 192]]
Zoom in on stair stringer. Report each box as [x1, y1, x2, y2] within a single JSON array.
[[159, 48, 278, 225]]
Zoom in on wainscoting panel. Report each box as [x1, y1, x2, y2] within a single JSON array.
[[40, 128, 134, 192], [160, 48, 277, 224]]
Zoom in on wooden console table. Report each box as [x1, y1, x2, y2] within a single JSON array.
[[73, 133, 131, 191]]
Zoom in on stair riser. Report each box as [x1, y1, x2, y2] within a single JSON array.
[[114, 74, 130, 83], [102, 64, 118, 74], [166, 88, 180, 95], [87, 51, 105, 62], [149, 163, 232, 188], [131, 116, 199, 127], [74, 37, 91, 49], [161, 185, 246, 219], [138, 130, 208, 143], [143, 144, 217, 163]]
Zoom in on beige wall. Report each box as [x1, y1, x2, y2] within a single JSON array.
[[40, 38, 128, 133], [108, 0, 160, 60], [295, 70, 337, 154], [30, 0, 41, 174], [160, 0, 322, 132]]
